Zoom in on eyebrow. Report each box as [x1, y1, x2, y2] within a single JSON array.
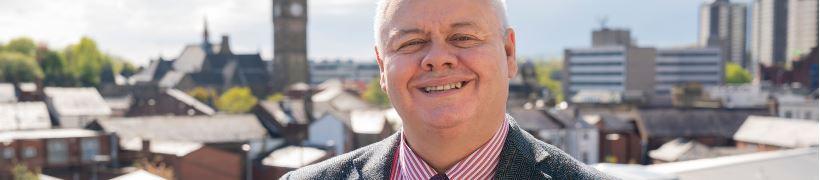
[[388, 21, 480, 43]]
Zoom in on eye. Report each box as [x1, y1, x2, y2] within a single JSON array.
[[397, 39, 427, 52], [449, 34, 480, 48]]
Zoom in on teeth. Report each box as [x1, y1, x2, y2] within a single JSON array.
[[423, 81, 464, 93]]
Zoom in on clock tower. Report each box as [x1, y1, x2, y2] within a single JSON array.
[[272, 0, 309, 91]]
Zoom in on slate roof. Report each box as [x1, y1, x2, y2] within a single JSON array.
[[262, 146, 328, 168], [95, 115, 268, 143], [0, 128, 100, 143], [44, 87, 112, 117], [636, 108, 770, 138], [733, 116, 819, 148], [0, 102, 51, 131]]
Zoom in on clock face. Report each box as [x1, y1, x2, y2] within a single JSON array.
[[289, 3, 303, 17]]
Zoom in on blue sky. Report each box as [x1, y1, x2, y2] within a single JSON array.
[[0, 0, 752, 66]]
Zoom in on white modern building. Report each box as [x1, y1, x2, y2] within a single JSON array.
[[309, 60, 380, 84], [563, 46, 656, 98], [655, 47, 724, 96]]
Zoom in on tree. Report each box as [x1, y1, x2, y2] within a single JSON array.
[[0, 52, 44, 82], [725, 62, 752, 84], [134, 156, 175, 180], [362, 77, 391, 107], [63, 37, 109, 87], [39, 48, 76, 86], [216, 87, 258, 113], [187, 87, 217, 105], [4, 37, 37, 57], [266, 92, 285, 102], [534, 60, 564, 102], [11, 163, 39, 180]]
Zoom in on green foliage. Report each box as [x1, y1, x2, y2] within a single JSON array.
[[38, 49, 76, 86], [11, 163, 39, 180], [4, 37, 37, 57], [64, 37, 108, 86], [187, 87, 217, 105], [216, 87, 258, 113], [725, 62, 751, 85], [266, 92, 285, 102], [0, 36, 136, 87], [0, 52, 44, 82], [362, 77, 391, 107], [534, 60, 564, 102]]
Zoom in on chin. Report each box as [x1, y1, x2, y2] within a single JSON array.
[[418, 107, 474, 129]]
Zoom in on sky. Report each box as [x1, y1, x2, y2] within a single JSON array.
[[0, 0, 753, 67]]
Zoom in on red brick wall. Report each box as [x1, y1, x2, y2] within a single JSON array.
[[177, 147, 242, 180]]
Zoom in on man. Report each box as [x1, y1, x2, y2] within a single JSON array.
[[283, 0, 614, 179]]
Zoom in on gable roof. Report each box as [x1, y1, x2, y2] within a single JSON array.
[[44, 87, 111, 117], [165, 88, 215, 115], [0, 102, 51, 131], [636, 108, 770, 138], [733, 116, 819, 148], [261, 146, 328, 168], [96, 115, 268, 143]]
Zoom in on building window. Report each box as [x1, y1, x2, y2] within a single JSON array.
[[784, 111, 793, 118], [3, 148, 14, 159], [81, 138, 100, 162], [23, 147, 36, 158], [47, 139, 69, 164]]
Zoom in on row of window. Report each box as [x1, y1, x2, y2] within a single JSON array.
[[569, 62, 624, 66], [656, 62, 719, 66], [1, 138, 100, 164], [658, 52, 719, 57], [571, 72, 624, 76], [570, 52, 624, 57], [656, 71, 720, 75]]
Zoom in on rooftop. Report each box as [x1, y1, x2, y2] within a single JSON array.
[[44, 87, 112, 117], [0, 102, 51, 131], [0, 128, 101, 142], [261, 146, 328, 168], [96, 114, 268, 143], [733, 116, 819, 148]]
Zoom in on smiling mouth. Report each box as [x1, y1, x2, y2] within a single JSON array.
[[421, 81, 469, 93]]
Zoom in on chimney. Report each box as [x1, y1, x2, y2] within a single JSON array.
[[141, 139, 151, 154], [220, 35, 232, 55]]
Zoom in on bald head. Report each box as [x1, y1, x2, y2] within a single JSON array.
[[373, 0, 509, 49]]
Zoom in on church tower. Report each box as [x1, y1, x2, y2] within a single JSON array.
[[272, 0, 309, 90]]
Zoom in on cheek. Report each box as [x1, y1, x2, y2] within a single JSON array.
[[384, 58, 417, 93]]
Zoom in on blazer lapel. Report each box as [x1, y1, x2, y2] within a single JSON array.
[[351, 132, 400, 179], [495, 115, 553, 180]]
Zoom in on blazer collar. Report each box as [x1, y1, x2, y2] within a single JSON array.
[[494, 114, 554, 179], [350, 114, 553, 179], [351, 132, 400, 179]]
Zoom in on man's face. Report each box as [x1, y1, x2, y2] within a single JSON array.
[[375, 0, 517, 130]]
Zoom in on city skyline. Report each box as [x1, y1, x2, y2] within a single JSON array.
[[1, 0, 753, 67]]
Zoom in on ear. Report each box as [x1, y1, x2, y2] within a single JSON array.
[[375, 46, 388, 93], [504, 28, 518, 79]]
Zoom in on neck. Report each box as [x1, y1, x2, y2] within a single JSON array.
[[403, 114, 505, 173]]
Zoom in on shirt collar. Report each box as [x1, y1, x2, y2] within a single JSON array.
[[393, 119, 510, 180]]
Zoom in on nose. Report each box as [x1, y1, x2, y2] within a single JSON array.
[[420, 42, 458, 72]]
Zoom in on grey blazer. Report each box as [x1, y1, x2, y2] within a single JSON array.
[[281, 115, 616, 180]]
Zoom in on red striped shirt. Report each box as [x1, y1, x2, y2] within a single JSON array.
[[389, 120, 510, 180]]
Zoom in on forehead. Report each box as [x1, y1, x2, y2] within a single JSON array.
[[380, 0, 500, 34]]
